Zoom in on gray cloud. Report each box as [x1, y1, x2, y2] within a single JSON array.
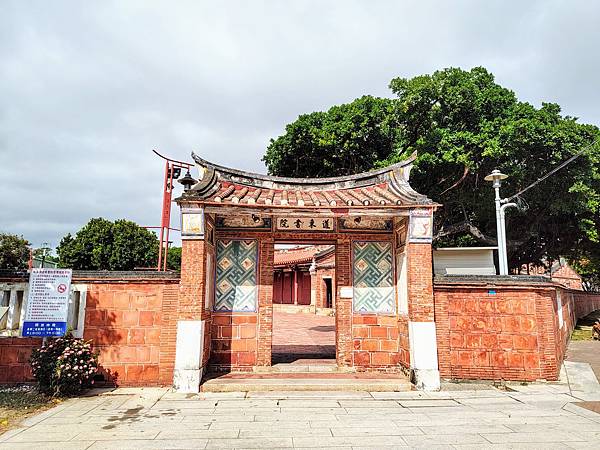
[[1, 0, 599, 249]]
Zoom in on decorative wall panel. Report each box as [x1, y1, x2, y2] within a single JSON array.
[[215, 240, 258, 311], [353, 241, 395, 313]]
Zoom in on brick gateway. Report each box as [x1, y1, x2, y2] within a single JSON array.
[[171, 152, 443, 391], [1, 154, 599, 390]]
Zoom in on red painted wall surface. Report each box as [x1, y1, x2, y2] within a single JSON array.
[[352, 315, 404, 372], [0, 276, 179, 386], [210, 313, 258, 371], [434, 281, 600, 382]]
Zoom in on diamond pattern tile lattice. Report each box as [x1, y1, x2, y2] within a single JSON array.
[[353, 241, 395, 313], [215, 239, 258, 311]]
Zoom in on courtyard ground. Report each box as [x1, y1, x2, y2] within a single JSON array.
[[2, 384, 600, 449], [272, 310, 335, 363]]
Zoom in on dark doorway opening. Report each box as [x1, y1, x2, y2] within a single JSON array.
[[324, 278, 333, 309]]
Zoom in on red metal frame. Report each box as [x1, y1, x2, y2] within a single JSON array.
[[153, 150, 192, 271]]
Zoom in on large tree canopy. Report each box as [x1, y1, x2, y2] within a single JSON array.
[[263, 67, 600, 273], [57, 218, 159, 270], [0, 232, 30, 270]]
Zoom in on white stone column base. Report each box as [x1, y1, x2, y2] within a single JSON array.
[[173, 320, 205, 393], [408, 321, 441, 391], [411, 368, 441, 391], [173, 368, 202, 393]]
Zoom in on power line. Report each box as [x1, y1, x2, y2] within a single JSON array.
[[504, 139, 598, 203]]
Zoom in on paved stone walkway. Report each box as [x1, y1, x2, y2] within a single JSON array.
[[272, 311, 335, 363], [2, 384, 600, 449], [567, 340, 600, 381]]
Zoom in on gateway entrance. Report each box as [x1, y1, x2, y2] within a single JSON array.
[[173, 152, 442, 392], [272, 243, 336, 365]]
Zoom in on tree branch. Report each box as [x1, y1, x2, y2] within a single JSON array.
[[434, 220, 525, 248], [440, 166, 470, 195]]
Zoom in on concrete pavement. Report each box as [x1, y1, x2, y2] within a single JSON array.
[[2, 383, 600, 449]]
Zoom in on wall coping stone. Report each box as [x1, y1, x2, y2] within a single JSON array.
[[434, 274, 556, 288], [0, 270, 180, 283]]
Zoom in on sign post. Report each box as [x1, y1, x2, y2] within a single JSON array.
[[22, 268, 72, 337]]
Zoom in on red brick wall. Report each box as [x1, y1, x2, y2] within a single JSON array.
[[555, 289, 600, 365], [352, 315, 402, 371], [316, 267, 335, 309], [210, 313, 257, 371], [159, 281, 179, 384], [407, 243, 434, 322], [0, 338, 39, 383], [0, 277, 179, 386], [319, 251, 335, 266], [83, 282, 178, 386], [435, 284, 551, 381], [335, 238, 353, 367], [572, 291, 600, 318], [552, 264, 583, 290], [434, 281, 600, 382], [398, 315, 410, 368], [257, 238, 274, 366], [178, 216, 216, 369]]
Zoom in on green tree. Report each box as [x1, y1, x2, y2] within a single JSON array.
[[166, 246, 181, 271], [0, 232, 30, 270], [57, 218, 159, 270], [263, 67, 600, 272], [264, 95, 399, 177]]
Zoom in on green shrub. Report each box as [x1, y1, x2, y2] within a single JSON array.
[[30, 332, 98, 397]]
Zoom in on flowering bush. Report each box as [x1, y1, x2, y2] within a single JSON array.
[[30, 332, 98, 397]]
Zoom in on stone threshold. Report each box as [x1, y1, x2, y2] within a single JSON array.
[[200, 373, 412, 392]]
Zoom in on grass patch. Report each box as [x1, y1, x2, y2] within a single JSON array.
[[571, 310, 600, 341], [571, 326, 593, 341], [0, 386, 60, 434]]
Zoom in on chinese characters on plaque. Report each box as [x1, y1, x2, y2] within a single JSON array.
[[22, 268, 72, 337], [275, 217, 334, 231]]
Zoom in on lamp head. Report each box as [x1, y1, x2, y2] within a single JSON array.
[[178, 170, 197, 191], [484, 169, 508, 187]]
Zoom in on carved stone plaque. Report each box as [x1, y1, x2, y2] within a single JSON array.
[[215, 215, 271, 230], [275, 217, 334, 231], [339, 217, 393, 232], [408, 208, 433, 243], [181, 208, 205, 239]]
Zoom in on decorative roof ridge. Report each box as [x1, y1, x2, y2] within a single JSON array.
[[190, 151, 418, 190], [273, 245, 334, 266], [314, 245, 335, 259], [177, 151, 437, 207]]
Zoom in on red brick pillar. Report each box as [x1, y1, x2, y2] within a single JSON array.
[[406, 208, 440, 390], [336, 238, 353, 367], [173, 209, 211, 392], [256, 238, 274, 366]]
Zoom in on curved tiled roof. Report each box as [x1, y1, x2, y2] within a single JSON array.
[[274, 245, 334, 266], [177, 152, 434, 210]]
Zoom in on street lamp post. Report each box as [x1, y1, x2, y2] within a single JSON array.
[[484, 170, 518, 275]]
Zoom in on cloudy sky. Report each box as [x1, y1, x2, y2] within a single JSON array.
[[1, 0, 599, 249]]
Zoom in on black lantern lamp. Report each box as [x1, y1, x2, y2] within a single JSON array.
[[178, 170, 197, 191]]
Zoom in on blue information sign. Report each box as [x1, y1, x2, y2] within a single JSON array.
[[22, 268, 72, 338], [22, 321, 67, 337]]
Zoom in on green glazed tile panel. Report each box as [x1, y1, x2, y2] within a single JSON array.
[[353, 241, 395, 313], [215, 239, 258, 311]]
